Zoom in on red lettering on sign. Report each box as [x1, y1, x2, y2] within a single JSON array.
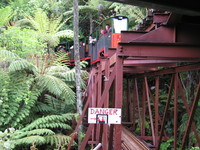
[[90, 109, 95, 114], [90, 108, 119, 115], [113, 109, 118, 115]]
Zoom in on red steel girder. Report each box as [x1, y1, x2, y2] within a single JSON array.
[[123, 59, 200, 66], [121, 31, 147, 43], [118, 43, 200, 58], [130, 26, 175, 43], [181, 82, 200, 149], [137, 62, 200, 77]]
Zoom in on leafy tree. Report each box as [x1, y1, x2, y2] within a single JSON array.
[[28, 0, 73, 17], [0, 27, 46, 57], [109, 3, 147, 29], [0, 49, 88, 149], [0, 0, 9, 7], [9, 0, 34, 21]]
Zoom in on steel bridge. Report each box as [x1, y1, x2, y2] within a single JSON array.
[[67, 9, 200, 150]]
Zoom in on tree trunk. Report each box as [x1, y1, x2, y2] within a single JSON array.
[[73, 0, 83, 149], [89, 13, 93, 35]]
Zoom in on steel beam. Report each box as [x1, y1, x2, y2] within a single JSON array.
[[113, 55, 123, 150], [118, 43, 200, 58], [102, 58, 110, 150], [155, 76, 159, 147], [174, 73, 178, 149], [139, 62, 200, 77], [181, 82, 200, 149], [145, 77, 156, 145], [123, 59, 200, 66], [130, 26, 175, 43], [141, 79, 146, 136], [178, 78, 200, 146], [157, 75, 174, 150]]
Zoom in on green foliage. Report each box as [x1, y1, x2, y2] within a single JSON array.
[[0, 49, 19, 61], [45, 134, 73, 148], [0, 128, 16, 150], [13, 114, 75, 148], [160, 138, 174, 150], [28, 0, 73, 17], [0, 27, 46, 57], [189, 147, 200, 150], [36, 74, 75, 102], [15, 129, 55, 139], [21, 8, 73, 53], [0, 50, 87, 149], [109, 3, 147, 29], [9, 59, 39, 73], [0, 0, 9, 7], [23, 114, 73, 131], [0, 6, 13, 26], [0, 70, 41, 129], [9, 0, 34, 21], [15, 136, 46, 146]]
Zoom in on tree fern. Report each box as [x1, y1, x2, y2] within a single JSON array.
[[21, 8, 73, 51], [26, 9, 49, 34]]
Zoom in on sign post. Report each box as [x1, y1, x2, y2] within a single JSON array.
[[88, 108, 121, 124]]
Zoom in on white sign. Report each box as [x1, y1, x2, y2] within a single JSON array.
[[88, 108, 121, 124]]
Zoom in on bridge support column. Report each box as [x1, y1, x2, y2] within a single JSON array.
[[113, 55, 123, 150]]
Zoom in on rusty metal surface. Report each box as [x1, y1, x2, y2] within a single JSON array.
[[121, 127, 150, 150]]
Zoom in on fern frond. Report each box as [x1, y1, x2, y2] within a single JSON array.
[[0, 6, 13, 26], [0, 49, 19, 61], [26, 9, 49, 34], [8, 59, 39, 73], [15, 136, 46, 146], [55, 16, 72, 33], [46, 65, 70, 73], [45, 134, 74, 146], [78, 5, 98, 13], [23, 114, 73, 131], [43, 94, 75, 113], [34, 102, 58, 114], [14, 18, 33, 28], [55, 30, 74, 39], [36, 74, 75, 102], [49, 15, 63, 34], [14, 129, 55, 139]]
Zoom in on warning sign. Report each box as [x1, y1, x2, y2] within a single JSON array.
[[88, 108, 121, 124]]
